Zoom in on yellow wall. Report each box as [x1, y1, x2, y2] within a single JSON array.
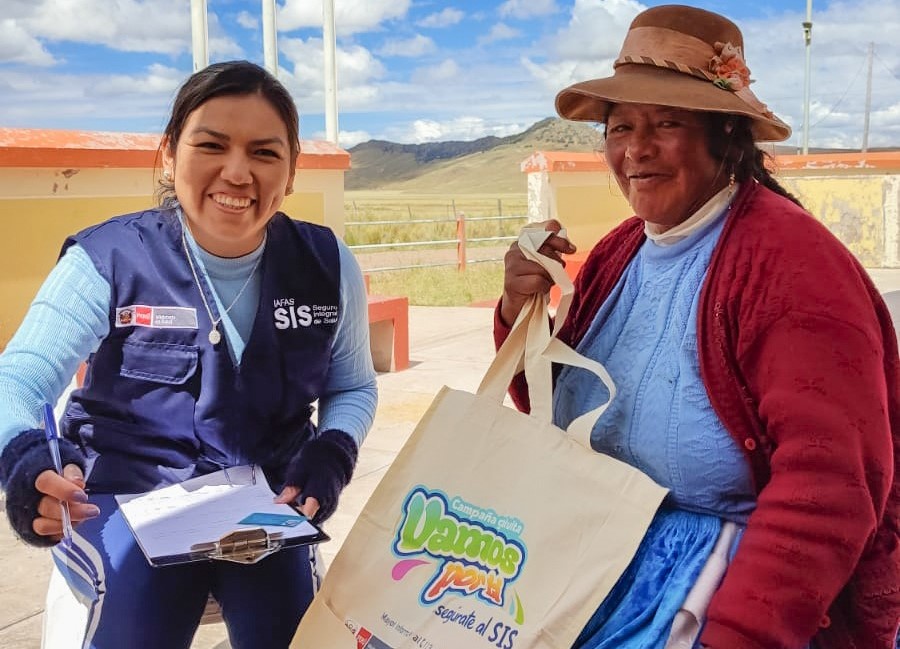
[[525, 161, 632, 251], [780, 175, 897, 267], [0, 196, 151, 346], [0, 165, 343, 348], [285, 169, 344, 235], [282, 192, 326, 227], [555, 184, 631, 249], [525, 152, 900, 268]]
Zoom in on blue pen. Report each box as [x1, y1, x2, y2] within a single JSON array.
[[43, 403, 74, 545]]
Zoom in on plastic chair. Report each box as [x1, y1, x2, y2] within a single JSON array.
[[882, 289, 900, 343]]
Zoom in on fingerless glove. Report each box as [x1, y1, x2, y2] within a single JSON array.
[[0, 429, 86, 547], [283, 429, 358, 525]]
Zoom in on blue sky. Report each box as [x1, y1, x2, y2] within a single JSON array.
[[3, 0, 900, 150]]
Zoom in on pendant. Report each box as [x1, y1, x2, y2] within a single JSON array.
[[208, 328, 222, 345]]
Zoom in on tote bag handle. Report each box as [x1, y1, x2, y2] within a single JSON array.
[[478, 228, 616, 449]]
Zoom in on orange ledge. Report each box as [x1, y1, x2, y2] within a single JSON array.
[[521, 151, 608, 174], [0, 128, 350, 170], [522, 150, 900, 174], [771, 151, 900, 171]]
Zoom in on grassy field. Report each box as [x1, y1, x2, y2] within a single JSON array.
[[367, 263, 504, 307], [345, 191, 524, 306], [344, 191, 528, 245]]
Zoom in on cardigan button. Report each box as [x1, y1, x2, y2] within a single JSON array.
[[819, 614, 831, 628], [743, 437, 757, 451]]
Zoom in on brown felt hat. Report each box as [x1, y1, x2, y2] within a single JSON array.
[[555, 4, 791, 142]]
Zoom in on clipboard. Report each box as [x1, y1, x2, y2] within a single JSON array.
[[115, 465, 330, 567]]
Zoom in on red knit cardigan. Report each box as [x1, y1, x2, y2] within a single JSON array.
[[495, 182, 900, 649]]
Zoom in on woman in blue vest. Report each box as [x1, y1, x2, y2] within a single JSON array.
[[0, 60, 377, 648]]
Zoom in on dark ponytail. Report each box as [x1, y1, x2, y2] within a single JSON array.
[[705, 114, 804, 209]]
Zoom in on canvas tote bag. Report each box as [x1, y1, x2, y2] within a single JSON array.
[[292, 229, 668, 649]]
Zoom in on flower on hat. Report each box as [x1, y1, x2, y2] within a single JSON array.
[[707, 41, 775, 119], [710, 42, 752, 91]]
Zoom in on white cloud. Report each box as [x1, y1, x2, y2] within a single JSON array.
[[387, 117, 525, 144], [339, 130, 373, 148], [417, 8, 465, 28], [19, 0, 189, 55], [236, 12, 259, 30], [5, 0, 242, 57], [410, 119, 445, 142], [0, 65, 181, 131], [521, 56, 580, 89], [1, 0, 898, 151], [306, 129, 370, 148], [360, 56, 549, 143], [479, 23, 521, 45], [499, 0, 558, 19], [91, 63, 185, 97], [278, 0, 412, 34], [0, 18, 57, 66], [520, 0, 900, 148], [738, 1, 900, 149], [551, 0, 643, 62], [278, 36, 386, 116], [509, 0, 639, 119], [412, 59, 460, 84], [209, 28, 246, 59], [378, 34, 436, 58], [280, 38, 386, 87]]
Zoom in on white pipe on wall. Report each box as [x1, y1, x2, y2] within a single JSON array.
[[262, 0, 278, 76], [323, 0, 339, 144], [801, 0, 813, 154], [190, 0, 209, 72]]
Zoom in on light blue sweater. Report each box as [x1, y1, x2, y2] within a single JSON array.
[[554, 208, 755, 523], [0, 229, 377, 452]]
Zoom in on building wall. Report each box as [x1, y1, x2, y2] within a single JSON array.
[[522, 150, 900, 269], [780, 174, 900, 268], [0, 129, 349, 348], [553, 181, 632, 249]]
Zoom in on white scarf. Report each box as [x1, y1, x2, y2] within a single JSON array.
[[644, 183, 739, 246]]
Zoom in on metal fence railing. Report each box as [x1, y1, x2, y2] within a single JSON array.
[[346, 213, 529, 272]]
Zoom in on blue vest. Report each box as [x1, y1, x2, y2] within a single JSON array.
[[61, 209, 341, 494]]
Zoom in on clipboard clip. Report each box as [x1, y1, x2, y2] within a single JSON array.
[[191, 528, 285, 564]]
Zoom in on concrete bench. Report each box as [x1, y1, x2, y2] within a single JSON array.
[[367, 294, 410, 372], [363, 273, 410, 373]]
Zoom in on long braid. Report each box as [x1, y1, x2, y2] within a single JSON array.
[[706, 114, 804, 208], [749, 145, 804, 208]]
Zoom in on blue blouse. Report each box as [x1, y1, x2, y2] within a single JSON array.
[[0, 222, 377, 452], [553, 208, 755, 523]]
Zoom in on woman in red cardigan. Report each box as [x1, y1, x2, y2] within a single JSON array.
[[496, 5, 898, 649]]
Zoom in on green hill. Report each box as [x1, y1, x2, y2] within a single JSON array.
[[345, 118, 603, 194], [345, 117, 872, 195]]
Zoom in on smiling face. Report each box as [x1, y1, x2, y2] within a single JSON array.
[[604, 103, 729, 232], [162, 92, 295, 257]]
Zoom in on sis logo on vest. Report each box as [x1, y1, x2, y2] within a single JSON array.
[[273, 297, 339, 329]]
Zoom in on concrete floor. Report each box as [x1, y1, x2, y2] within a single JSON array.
[[2, 266, 899, 648], [0, 305, 498, 649]]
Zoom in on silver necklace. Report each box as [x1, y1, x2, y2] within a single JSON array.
[[181, 224, 263, 345]]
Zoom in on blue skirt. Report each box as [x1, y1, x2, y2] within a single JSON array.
[[572, 508, 721, 649]]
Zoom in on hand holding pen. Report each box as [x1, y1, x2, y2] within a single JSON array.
[[32, 403, 98, 543]]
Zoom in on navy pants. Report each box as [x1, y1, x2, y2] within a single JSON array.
[[52, 495, 317, 648]]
